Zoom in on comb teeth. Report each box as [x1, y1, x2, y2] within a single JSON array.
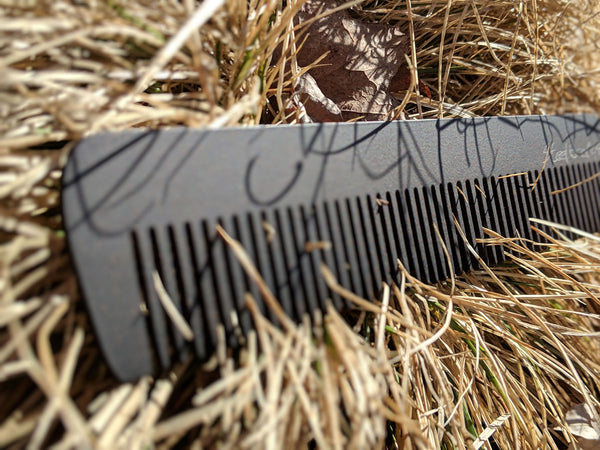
[[123, 162, 595, 370], [62, 114, 600, 380]]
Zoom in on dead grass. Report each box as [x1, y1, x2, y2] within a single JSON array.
[[371, 0, 600, 118], [1, 0, 600, 448]]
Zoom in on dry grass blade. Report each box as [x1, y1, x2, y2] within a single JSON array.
[[152, 271, 194, 342], [551, 171, 600, 195], [216, 224, 294, 330]]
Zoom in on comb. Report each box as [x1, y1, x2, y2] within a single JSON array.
[[62, 114, 600, 381]]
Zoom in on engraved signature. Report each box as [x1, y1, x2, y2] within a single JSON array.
[[549, 141, 600, 163]]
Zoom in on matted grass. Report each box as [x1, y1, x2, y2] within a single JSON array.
[[1, 0, 600, 448]]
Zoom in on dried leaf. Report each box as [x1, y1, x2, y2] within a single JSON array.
[[294, 72, 342, 122], [566, 403, 600, 450], [390, 63, 432, 99], [295, 0, 407, 121]]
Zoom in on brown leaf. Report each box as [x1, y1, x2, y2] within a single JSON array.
[[294, 72, 343, 122], [390, 64, 432, 100], [294, 0, 407, 121], [565, 403, 600, 450]]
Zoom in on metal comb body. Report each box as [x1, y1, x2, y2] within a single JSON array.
[[62, 114, 600, 381]]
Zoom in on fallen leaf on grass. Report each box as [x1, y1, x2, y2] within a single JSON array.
[[294, 0, 407, 121], [293, 71, 342, 122], [565, 403, 600, 450]]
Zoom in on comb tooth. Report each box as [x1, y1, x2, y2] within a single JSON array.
[[245, 213, 278, 324], [281, 207, 310, 319], [582, 163, 600, 231], [516, 173, 535, 242], [547, 167, 567, 226], [488, 176, 512, 245], [214, 217, 244, 347], [530, 170, 544, 220], [524, 171, 541, 239], [451, 183, 472, 273], [229, 216, 254, 337], [502, 175, 524, 240], [464, 179, 488, 259], [409, 187, 433, 282], [471, 178, 497, 264], [559, 166, 586, 232], [479, 176, 502, 264], [573, 164, 590, 231], [453, 181, 476, 271], [140, 228, 171, 368], [334, 199, 362, 298], [356, 195, 383, 295], [500, 176, 522, 239], [431, 184, 460, 274], [300, 205, 330, 311], [560, 166, 578, 230], [428, 185, 451, 281], [259, 209, 293, 322], [234, 214, 262, 317], [561, 165, 580, 231], [369, 194, 397, 287], [536, 167, 557, 226], [591, 161, 600, 230], [502, 176, 525, 237], [168, 224, 195, 340], [287, 206, 318, 317], [201, 220, 230, 346], [393, 190, 419, 278], [565, 166, 583, 232], [239, 213, 272, 318], [485, 177, 506, 264], [345, 197, 375, 299], [404, 188, 429, 279], [524, 172, 540, 241], [536, 167, 560, 238], [417, 186, 446, 283], [576, 164, 594, 232], [157, 226, 189, 358], [584, 163, 596, 230], [581, 163, 596, 231], [370, 194, 395, 282], [150, 228, 182, 366], [589, 162, 600, 230], [569, 164, 590, 231], [505, 174, 531, 255], [321, 201, 352, 308], [273, 208, 304, 320], [492, 177, 510, 242], [427, 185, 453, 280], [499, 175, 522, 251], [424, 185, 447, 282], [445, 182, 471, 273], [311, 202, 344, 310], [557, 166, 577, 232], [190, 220, 220, 359], [130, 230, 163, 371], [182, 223, 210, 360], [480, 176, 498, 238], [579, 164, 596, 232], [384, 191, 406, 280]]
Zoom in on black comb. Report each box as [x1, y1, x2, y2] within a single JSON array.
[[62, 114, 600, 381]]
